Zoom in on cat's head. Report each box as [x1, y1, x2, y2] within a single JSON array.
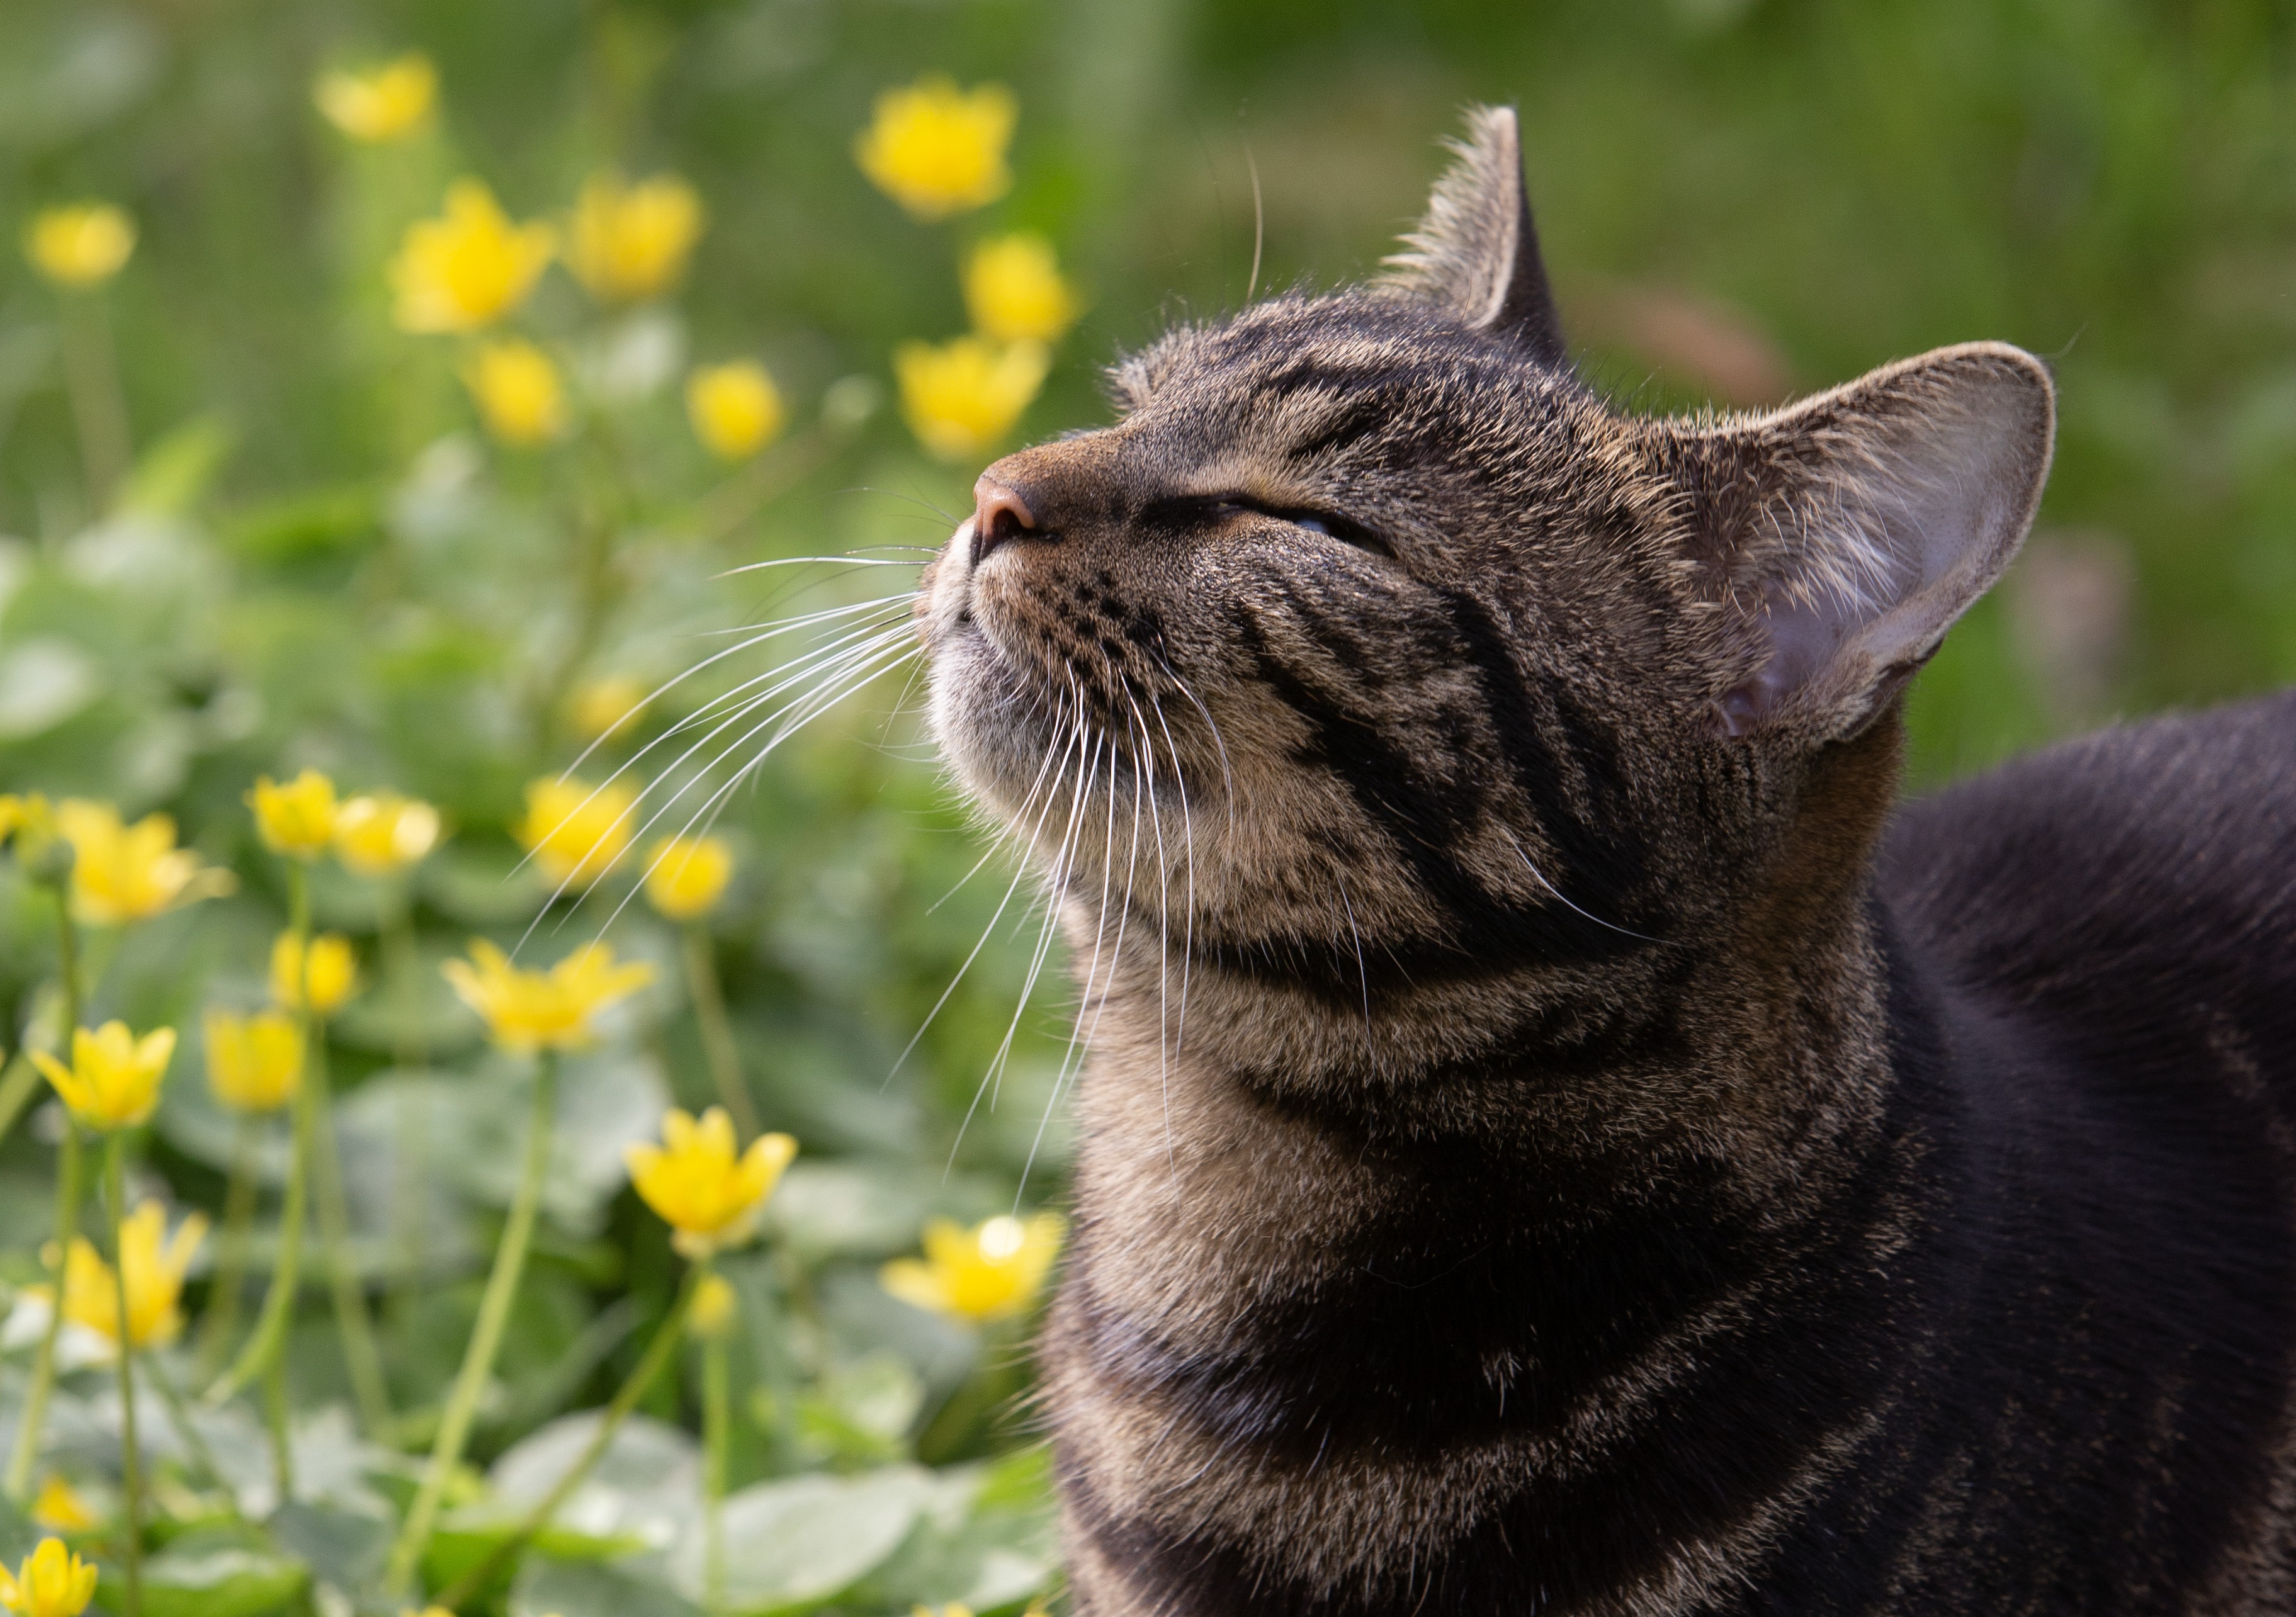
[[915, 106, 2053, 1011]]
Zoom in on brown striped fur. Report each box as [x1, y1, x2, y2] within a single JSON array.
[[915, 107, 2296, 1614]]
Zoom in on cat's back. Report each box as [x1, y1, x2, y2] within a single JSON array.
[[1877, 688, 2296, 1083]]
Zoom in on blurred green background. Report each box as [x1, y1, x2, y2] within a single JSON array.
[[2, 1, 2294, 1613]]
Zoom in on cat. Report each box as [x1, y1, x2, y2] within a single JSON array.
[[913, 105, 2296, 1615]]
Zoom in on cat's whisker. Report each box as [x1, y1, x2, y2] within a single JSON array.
[[1495, 825, 1668, 945], [1121, 687, 1182, 1173], [888, 689, 1085, 1088]]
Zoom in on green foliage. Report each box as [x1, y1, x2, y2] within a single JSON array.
[[3, 2, 2294, 1614]]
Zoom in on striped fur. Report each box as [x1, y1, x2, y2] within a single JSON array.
[[916, 109, 2296, 1614]]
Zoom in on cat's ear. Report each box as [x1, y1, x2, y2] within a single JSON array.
[[1382, 105, 1565, 364], [1680, 341, 2056, 743]]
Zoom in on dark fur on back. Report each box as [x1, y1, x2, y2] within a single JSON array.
[[913, 106, 2296, 1614]]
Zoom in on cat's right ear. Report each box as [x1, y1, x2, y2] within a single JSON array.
[[1674, 341, 2056, 744], [1381, 105, 1566, 364]]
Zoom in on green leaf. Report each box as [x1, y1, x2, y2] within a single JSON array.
[[670, 1467, 930, 1614], [105, 1530, 308, 1617], [511, 1557, 704, 1617], [121, 416, 237, 517]]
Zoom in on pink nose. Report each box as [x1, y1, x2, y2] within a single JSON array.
[[971, 476, 1038, 565]]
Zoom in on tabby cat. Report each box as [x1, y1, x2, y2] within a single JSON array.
[[914, 106, 2296, 1615]]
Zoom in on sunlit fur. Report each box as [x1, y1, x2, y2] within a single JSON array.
[[915, 108, 2296, 1616]]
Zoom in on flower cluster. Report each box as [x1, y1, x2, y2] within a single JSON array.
[[855, 74, 1080, 460]]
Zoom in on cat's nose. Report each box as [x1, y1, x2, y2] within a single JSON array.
[[971, 476, 1038, 566]]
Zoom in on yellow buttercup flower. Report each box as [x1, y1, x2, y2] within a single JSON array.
[[30, 1477, 95, 1534], [55, 799, 231, 925], [570, 676, 648, 741], [203, 1009, 303, 1113], [625, 1107, 796, 1258], [25, 205, 135, 288], [0, 1538, 99, 1617], [463, 339, 566, 446], [881, 1212, 1064, 1322], [334, 791, 442, 876], [686, 361, 785, 461], [912, 1605, 976, 1617], [443, 938, 654, 1054], [248, 769, 339, 859], [31, 1022, 176, 1132], [644, 835, 732, 921], [390, 179, 555, 334], [854, 76, 1016, 221], [895, 335, 1048, 461], [314, 54, 437, 142], [567, 172, 704, 304], [271, 932, 360, 1018], [515, 775, 635, 889], [963, 234, 1081, 344], [57, 1201, 208, 1352], [687, 1272, 738, 1340]]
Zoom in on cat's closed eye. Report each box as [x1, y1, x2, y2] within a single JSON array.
[[1216, 497, 1394, 558]]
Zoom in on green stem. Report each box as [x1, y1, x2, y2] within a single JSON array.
[[145, 1356, 226, 1496], [60, 291, 131, 514], [195, 1115, 259, 1380], [385, 1050, 560, 1597], [704, 1319, 729, 1615], [105, 1135, 145, 1617], [431, 1264, 701, 1613], [4, 891, 86, 1502], [682, 924, 759, 1144], [383, 887, 429, 1320], [4, 1118, 81, 1501], [207, 867, 315, 1511], [0, 1054, 40, 1152], [307, 1028, 395, 1441]]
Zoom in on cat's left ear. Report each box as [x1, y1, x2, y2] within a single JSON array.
[[1382, 105, 1566, 364], [1677, 341, 2056, 743]]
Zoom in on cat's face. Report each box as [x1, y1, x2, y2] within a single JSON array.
[[916, 107, 2054, 1019], [918, 291, 1713, 983]]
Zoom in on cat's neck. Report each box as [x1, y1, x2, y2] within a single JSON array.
[[1041, 729, 1935, 1613]]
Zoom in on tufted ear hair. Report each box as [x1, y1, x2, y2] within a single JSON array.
[[1381, 105, 1566, 364], [1675, 341, 2057, 743]]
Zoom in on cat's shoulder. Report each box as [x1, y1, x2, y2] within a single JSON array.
[[1876, 688, 2296, 1051]]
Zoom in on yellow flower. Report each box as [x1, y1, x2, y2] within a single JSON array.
[[570, 677, 648, 741], [54, 800, 231, 925], [314, 54, 437, 142], [687, 1272, 738, 1340], [462, 339, 566, 446], [913, 1606, 976, 1617], [25, 205, 135, 289], [625, 1107, 795, 1259], [30, 1477, 95, 1534], [854, 76, 1016, 220], [31, 1022, 176, 1132], [0, 1538, 99, 1617], [203, 1009, 303, 1113], [271, 932, 360, 1018], [881, 1212, 1064, 1322], [248, 769, 339, 859], [390, 179, 555, 334], [57, 1202, 207, 1352], [515, 776, 634, 889], [963, 234, 1080, 344], [686, 361, 785, 461], [567, 172, 704, 304], [334, 791, 443, 876], [442, 939, 654, 1054], [644, 835, 732, 921], [895, 336, 1048, 461]]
